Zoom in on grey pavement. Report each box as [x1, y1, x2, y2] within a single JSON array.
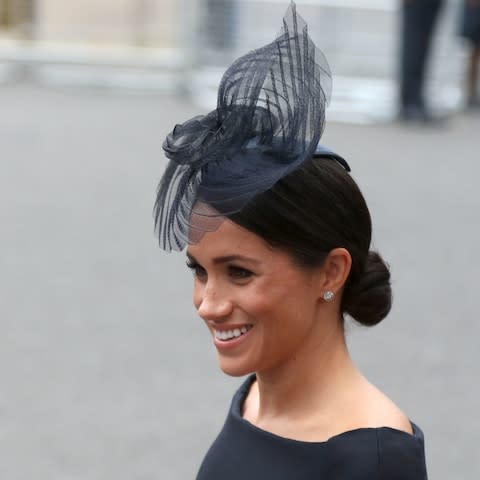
[[1, 84, 479, 479]]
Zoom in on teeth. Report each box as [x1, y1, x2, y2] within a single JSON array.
[[214, 325, 252, 341]]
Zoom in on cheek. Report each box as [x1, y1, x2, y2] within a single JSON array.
[[254, 290, 316, 340], [239, 287, 272, 317], [248, 280, 308, 315], [250, 297, 314, 371]]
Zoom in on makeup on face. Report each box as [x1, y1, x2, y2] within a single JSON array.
[[185, 220, 326, 377]]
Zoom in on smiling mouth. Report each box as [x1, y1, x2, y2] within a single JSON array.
[[214, 325, 253, 341]]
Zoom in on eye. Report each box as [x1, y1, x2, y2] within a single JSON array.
[[186, 259, 207, 281], [228, 265, 253, 280]]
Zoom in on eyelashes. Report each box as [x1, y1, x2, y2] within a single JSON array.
[[185, 259, 254, 281], [185, 259, 197, 270], [228, 266, 253, 279], [186, 259, 206, 278]]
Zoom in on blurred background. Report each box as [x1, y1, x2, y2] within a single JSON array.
[[0, 0, 469, 120], [1, 0, 479, 479]]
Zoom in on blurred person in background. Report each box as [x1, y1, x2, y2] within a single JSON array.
[[399, 0, 444, 123], [154, 4, 429, 479], [459, 0, 480, 109]]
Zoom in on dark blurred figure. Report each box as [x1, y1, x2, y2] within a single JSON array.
[[460, 0, 480, 109], [399, 0, 444, 123]]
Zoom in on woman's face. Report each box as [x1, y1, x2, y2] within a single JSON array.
[[186, 219, 327, 377]]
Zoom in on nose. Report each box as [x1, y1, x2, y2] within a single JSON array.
[[195, 281, 233, 321]]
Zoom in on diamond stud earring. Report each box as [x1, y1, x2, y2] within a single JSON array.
[[323, 291, 334, 302]]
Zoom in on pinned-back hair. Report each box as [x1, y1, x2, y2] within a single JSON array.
[[229, 157, 392, 327]]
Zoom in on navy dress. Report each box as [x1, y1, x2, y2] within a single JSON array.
[[197, 376, 428, 480]]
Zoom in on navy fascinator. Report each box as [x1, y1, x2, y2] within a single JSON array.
[[154, 2, 348, 251]]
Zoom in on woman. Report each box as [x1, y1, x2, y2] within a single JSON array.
[[154, 4, 428, 479]]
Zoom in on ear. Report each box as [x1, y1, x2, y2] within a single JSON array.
[[318, 248, 352, 299]]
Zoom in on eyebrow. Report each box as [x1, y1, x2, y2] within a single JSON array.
[[186, 253, 261, 266]]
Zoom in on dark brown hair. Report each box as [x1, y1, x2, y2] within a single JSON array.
[[228, 157, 392, 326]]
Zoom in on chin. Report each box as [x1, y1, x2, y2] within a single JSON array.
[[217, 357, 255, 378]]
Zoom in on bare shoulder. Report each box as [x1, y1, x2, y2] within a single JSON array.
[[359, 380, 413, 435]]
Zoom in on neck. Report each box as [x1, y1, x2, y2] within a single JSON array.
[[252, 319, 361, 423]]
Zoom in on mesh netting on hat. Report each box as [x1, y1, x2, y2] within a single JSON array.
[[154, 2, 334, 251]]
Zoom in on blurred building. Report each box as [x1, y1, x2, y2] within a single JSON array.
[[0, 0, 467, 122], [0, 0, 33, 34], [0, 0, 176, 45]]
